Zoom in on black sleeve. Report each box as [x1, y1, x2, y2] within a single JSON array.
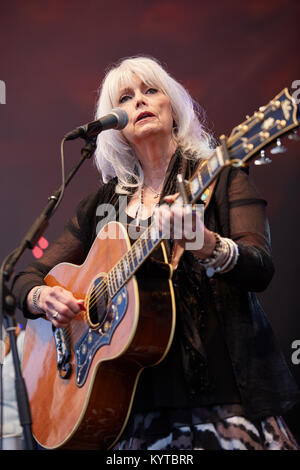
[[217, 168, 275, 292], [11, 188, 104, 319]]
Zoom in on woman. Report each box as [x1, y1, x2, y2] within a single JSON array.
[[12, 56, 300, 450]]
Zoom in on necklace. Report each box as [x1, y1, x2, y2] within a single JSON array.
[[134, 186, 143, 226], [135, 184, 161, 226], [143, 183, 161, 199]]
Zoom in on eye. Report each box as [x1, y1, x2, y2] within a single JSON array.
[[146, 88, 158, 94], [119, 94, 131, 104]]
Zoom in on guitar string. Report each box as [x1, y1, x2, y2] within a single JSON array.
[[59, 231, 158, 344], [86, 206, 161, 308], [67, 116, 268, 337], [228, 122, 286, 156], [61, 100, 289, 339], [85, 102, 280, 309], [59, 230, 156, 343], [85, 109, 270, 310], [227, 104, 277, 146], [226, 102, 286, 151], [87, 226, 157, 310]]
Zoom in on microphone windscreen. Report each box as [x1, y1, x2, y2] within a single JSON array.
[[110, 108, 128, 130]]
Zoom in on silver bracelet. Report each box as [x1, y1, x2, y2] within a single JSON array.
[[197, 233, 239, 277], [199, 233, 228, 267], [219, 238, 239, 273], [32, 286, 46, 313]]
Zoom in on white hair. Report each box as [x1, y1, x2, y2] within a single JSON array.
[[94, 56, 214, 192]]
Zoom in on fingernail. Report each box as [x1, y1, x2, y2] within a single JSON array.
[[77, 302, 86, 311]]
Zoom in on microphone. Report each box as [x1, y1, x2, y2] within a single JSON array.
[[64, 108, 128, 141]]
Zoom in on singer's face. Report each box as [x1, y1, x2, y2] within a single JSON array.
[[116, 74, 174, 148]]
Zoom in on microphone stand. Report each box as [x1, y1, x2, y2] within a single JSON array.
[[0, 137, 96, 450]]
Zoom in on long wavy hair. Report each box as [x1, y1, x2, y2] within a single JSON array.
[[94, 56, 215, 193]]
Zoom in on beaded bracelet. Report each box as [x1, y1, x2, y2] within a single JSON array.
[[197, 233, 239, 277]]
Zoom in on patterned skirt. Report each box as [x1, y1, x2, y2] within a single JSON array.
[[113, 405, 299, 450]]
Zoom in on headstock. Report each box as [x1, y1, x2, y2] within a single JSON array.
[[225, 88, 299, 167]]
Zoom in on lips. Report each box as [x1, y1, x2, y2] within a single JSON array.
[[135, 111, 155, 123]]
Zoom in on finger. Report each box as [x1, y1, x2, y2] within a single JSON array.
[[51, 313, 70, 328], [44, 308, 69, 328], [163, 192, 180, 203], [77, 300, 86, 311], [171, 206, 204, 241], [49, 301, 77, 323], [48, 287, 82, 315], [51, 299, 86, 328]]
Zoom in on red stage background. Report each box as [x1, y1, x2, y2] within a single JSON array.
[[1, 0, 300, 438]]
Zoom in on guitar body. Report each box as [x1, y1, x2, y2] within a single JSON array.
[[22, 222, 176, 450]]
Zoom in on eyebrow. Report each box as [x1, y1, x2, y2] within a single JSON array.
[[119, 87, 133, 97]]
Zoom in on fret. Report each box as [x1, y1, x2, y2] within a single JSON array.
[[146, 237, 154, 253], [200, 162, 210, 188], [107, 272, 114, 298], [215, 146, 225, 167], [119, 258, 127, 284], [110, 270, 117, 296], [123, 255, 130, 277], [189, 174, 202, 200], [113, 270, 120, 293], [197, 170, 203, 190], [135, 239, 143, 263], [127, 249, 135, 273], [131, 244, 139, 269], [141, 235, 148, 258], [208, 152, 220, 176], [117, 259, 124, 288], [146, 227, 157, 252], [115, 265, 123, 285]]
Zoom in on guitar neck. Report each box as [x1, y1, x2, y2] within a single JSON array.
[[104, 87, 300, 300], [106, 147, 228, 299]]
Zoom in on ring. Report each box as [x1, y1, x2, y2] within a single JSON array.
[[53, 311, 59, 319]]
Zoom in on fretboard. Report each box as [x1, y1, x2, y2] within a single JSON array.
[[106, 147, 227, 299]]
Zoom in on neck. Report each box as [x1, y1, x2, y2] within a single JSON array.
[[133, 136, 177, 189]]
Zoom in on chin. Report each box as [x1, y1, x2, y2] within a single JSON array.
[[137, 122, 167, 137]]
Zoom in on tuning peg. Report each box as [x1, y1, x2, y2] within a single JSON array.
[[270, 138, 287, 154], [288, 129, 300, 141], [254, 150, 272, 165]]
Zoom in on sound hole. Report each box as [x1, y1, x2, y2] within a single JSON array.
[[87, 277, 108, 328]]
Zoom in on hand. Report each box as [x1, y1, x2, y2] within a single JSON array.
[[28, 285, 85, 328], [154, 194, 216, 257]]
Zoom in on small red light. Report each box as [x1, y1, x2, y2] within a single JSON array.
[[38, 237, 49, 250], [32, 236, 50, 259], [32, 246, 43, 259]]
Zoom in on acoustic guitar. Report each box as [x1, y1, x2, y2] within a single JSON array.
[[22, 88, 299, 449]]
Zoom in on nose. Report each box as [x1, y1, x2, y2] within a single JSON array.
[[135, 90, 147, 109]]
